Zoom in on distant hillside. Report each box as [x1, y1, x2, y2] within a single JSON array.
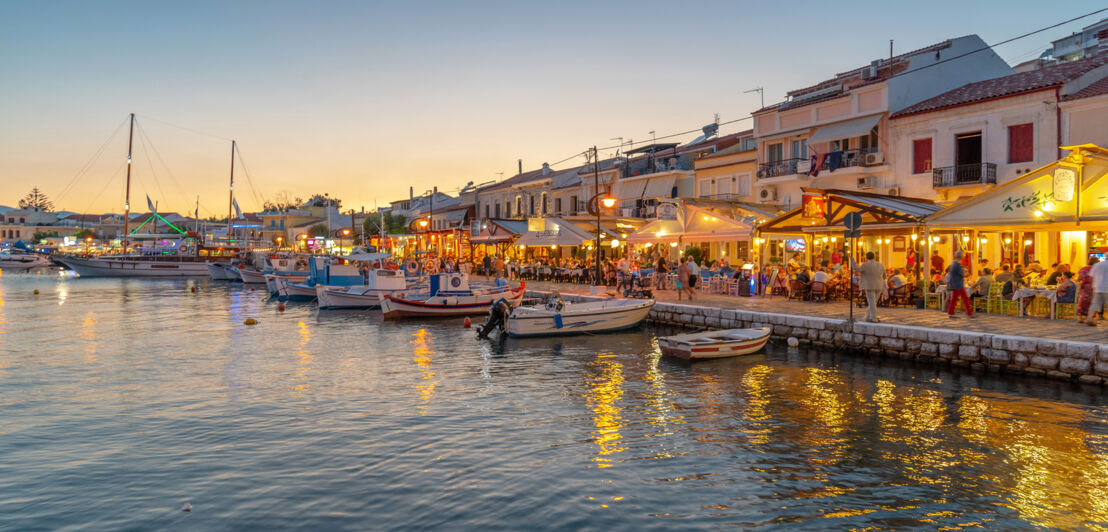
[[0, 205, 12, 214]]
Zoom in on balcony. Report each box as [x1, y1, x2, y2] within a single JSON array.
[[621, 154, 694, 178], [932, 163, 997, 187], [758, 158, 804, 178]]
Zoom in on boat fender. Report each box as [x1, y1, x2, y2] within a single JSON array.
[[463, 316, 471, 328], [445, 297, 457, 306], [554, 313, 563, 329]]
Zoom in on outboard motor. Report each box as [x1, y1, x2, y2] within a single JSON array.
[[477, 298, 512, 338]]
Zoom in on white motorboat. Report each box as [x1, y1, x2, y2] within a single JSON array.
[[317, 268, 408, 309], [206, 262, 241, 281], [0, 251, 54, 271], [657, 327, 772, 360], [238, 255, 310, 284], [380, 273, 524, 319], [56, 254, 213, 277], [480, 295, 654, 338]]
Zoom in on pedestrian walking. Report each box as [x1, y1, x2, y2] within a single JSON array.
[[946, 250, 975, 319], [677, 257, 694, 301], [850, 251, 886, 322], [1085, 257, 1108, 326]]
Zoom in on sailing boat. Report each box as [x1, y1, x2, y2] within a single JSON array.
[[56, 115, 235, 277]]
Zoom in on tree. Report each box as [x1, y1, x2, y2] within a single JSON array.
[[19, 187, 54, 212], [307, 223, 330, 237], [305, 194, 341, 209], [73, 228, 96, 240], [263, 191, 303, 212], [31, 231, 59, 242], [363, 212, 409, 235]]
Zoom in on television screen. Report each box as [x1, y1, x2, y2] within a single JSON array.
[[785, 239, 806, 253]]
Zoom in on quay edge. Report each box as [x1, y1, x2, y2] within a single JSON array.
[[525, 290, 1108, 387]]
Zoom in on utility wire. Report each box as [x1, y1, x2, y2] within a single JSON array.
[[54, 116, 129, 205], [135, 121, 171, 211], [139, 114, 232, 142], [232, 142, 267, 211]]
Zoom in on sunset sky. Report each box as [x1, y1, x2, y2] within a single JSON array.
[[0, 0, 1097, 216]]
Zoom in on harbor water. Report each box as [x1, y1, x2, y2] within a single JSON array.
[[2, 272, 1107, 530]]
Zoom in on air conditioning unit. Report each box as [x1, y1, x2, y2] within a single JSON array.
[[857, 176, 877, 190], [864, 151, 885, 166], [862, 65, 878, 80], [796, 160, 811, 173], [886, 186, 901, 196], [756, 169, 768, 179], [758, 186, 778, 202]]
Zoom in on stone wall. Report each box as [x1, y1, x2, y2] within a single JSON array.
[[527, 291, 1106, 387]]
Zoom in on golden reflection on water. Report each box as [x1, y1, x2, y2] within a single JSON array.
[[292, 320, 313, 393], [410, 328, 437, 413], [584, 355, 625, 468], [740, 364, 772, 445], [641, 349, 681, 437], [80, 311, 98, 362]]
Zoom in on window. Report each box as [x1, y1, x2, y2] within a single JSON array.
[[790, 139, 807, 160], [541, 193, 548, 214], [741, 137, 757, 151], [767, 143, 784, 162], [494, 203, 501, 218], [1008, 123, 1033, 163], [570, 196, 578, 213], [912, 138, 932, 174], [736, 175, 751, 196], [698, 179, 712, 198], [484, 204, 489, 218], [554, 198, 562, 214], [859, 128, 878, 151], [830, 138, 850, 152], [529, 196, 535, 215]]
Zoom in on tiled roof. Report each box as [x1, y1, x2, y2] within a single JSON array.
[[892, 55, 1108, 117], [1062, 74, 1108, 101]]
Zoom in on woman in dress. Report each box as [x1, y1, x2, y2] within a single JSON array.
[[677, 257, 693, 301], [1077, 257, 1098, 323]]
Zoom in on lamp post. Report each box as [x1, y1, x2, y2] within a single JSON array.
[[299, 233, 308, 252], [588, 145, 616, 286], [276, 236, 283, 250], [341, 228, 351, 253], [85, 236, 93, 255]]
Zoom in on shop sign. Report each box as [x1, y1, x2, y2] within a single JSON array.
[[471, 220, 481, 237], [1001, 190, 1055, 213], [802, 193, 825, 219], [1053, 166, 1076, 202]]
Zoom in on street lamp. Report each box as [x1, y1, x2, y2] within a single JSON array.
[[85, 236, 93, 255], [341, 228, 351, 253], [276, 236, 283, 250]]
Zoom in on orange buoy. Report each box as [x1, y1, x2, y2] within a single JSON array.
[[278, 302, 286, 311], [191, 286, 197, 292], [463, 316, 472, 328]]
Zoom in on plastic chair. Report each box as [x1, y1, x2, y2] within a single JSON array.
[[1055, 302, 1076, 320]]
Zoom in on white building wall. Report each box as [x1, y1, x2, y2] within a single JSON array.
[[887, 35, 1014, 114]]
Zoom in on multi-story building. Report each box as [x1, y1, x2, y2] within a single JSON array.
[[889, 55, 1108, 201], [1050, 18, 1108, 62], [751, 35, 1013, 208]]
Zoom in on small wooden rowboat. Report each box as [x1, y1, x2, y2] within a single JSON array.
[[657, 327, 771, 360]]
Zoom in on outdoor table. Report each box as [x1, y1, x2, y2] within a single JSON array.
[[1013, 287, 1057, 318]]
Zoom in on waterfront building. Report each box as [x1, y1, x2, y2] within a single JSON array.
[[751, 35, 1013, 211]]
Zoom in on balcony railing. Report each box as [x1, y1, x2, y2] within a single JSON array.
[[932, 163, 997, 187], [758, 158, 803, 178], [621, 154, 694, 178]]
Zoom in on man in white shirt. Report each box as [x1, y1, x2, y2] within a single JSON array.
[[811, 267, 830, 284], [1086, 258, 1108, 326], [889, 268, 908, 290]]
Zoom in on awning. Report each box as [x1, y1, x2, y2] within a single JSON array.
[[642, 176, 677, 199], [516, 217, 595, 246], [627, 204, 752, 243], [804, 114, 882, 145], [757, 127, 811, 143], [619, 179, 648, 199], [470, 219, 526, 244]]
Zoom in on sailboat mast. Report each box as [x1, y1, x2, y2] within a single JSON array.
[[123, 113, 135, 250], [227, 140, 235, 244]]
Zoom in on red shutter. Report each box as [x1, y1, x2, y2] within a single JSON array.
[[913, 138, 932, 174], [1008, 123, 1033, 163]]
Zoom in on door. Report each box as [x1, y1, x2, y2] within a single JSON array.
[[955, 132, 982, 184]]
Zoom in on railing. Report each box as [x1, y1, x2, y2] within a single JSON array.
[[758, 158, 803, 178], [932, 163, 997, 187], [621, 154, 694, 178]]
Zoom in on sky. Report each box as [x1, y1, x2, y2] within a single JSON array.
[[0, 0, 1102, 216]]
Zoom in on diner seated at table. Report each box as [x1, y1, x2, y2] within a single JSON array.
[[811, 267, 830, 284], [888, 268, 908, 290], [970, 268, 993, 299], [1056, 271, 1076, 303]]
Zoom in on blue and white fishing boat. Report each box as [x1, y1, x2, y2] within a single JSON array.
[[380, 273, 524, 319], [479, 293, 653, 338]]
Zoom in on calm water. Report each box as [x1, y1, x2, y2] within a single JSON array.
[[2, 271, 1108, 531]]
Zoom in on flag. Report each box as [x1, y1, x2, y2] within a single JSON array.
[[146, 194, 156, 213], [233, 198, 242, 219]]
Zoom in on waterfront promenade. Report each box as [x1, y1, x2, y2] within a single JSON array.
[[524, 280, 1107, 344]]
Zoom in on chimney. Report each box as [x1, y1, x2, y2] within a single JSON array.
[[409, 186, 413, 202], [541, 162, 551, 175], [518, 159, 523, 175]]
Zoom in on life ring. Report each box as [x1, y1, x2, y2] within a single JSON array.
[[404, 260, 419, 275], [425, 259, 438, 274], [178, 244, 187, 252]]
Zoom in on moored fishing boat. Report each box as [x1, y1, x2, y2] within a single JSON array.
[[380, 273, 524, 319], [0, 246, 54, 271], [656, 327, 771, 360], [316, 268, 408, 309], [479, 294, 654, 338], [56, 253, 214, 277], [206, 261, 241, 281]]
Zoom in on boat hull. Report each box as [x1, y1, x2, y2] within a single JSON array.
[[381, 287, 524, 319], [316, 285, 396, 309], [657, 327, 771, 360], [0, 256, 54, 271], [280, 282, 318, 301], [207, 263, 240, 281], [505, 300, 654, 337], [56, 256, 211, 277]]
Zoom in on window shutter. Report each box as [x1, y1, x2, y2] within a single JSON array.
[[1008, 124, 1033, 163], [912, 138, 932, 174]]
